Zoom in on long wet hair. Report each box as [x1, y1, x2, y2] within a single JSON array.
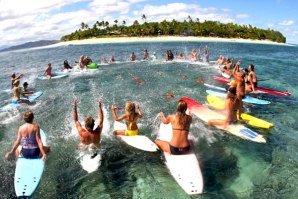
[[85, 115, 95, 132], [125, 101, 136, 121], [176, 100, 189, 126]]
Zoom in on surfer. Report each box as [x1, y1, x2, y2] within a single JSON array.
[[177, 52, 185, 60], [20, 82, 34, 98], [5, 110, 50, 160], [11, 73, 24, 88], [232, 60, 245, 119], [155, 100, 192, 155], [101, 57, 108, 64], [248, 64, 258, 91], [142, 49, 149, 60], [79, 55, 85, 68], [109, 55, 116, 63], [151, 52, 157, 61], [189, 49, 198, 61], [43, 63, 52, 79], [74, 97, 104, 148], [12, 80, 33, 103], [111, 101, 142, 136], [208, 86, 238, 128], [63, 60, 72, 70], [130, 52, 137, 61]]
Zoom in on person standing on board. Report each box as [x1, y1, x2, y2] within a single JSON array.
[[111, 101, 142, 136], [74, 97, 104, 148], [43, 63, 52, 79], [11, 73, 24, 89], [5, 110, 50, 160], [248, 64, 258, 91], [155, 100, 192, 155], [232, 60, 245, 119]]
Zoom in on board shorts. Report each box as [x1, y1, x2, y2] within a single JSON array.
[[125, 129, 139, 136], [169, 145, 190, 155]]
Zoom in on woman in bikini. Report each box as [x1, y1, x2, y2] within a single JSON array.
[[155, 100, 192, 155], [111, 101, 142, 136]]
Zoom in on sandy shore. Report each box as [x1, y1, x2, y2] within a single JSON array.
[[44, 36, 290, 48]]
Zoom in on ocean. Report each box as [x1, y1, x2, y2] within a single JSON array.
[[0, 41, 297, 199]]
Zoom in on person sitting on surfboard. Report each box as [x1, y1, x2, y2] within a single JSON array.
[[111, 101, 142, 136], [130, 52, 137, 61], [208, 86, 238, 128], [43, 63, 52, 79], [74, 97, 104, 147], [142, 49, 149, 60], [12, 80, 33, 103], [5, 110, 50, 160], [177, 52, 185, 60], [155, 100, 192, 155], [63, 60, 72, 70], [109, 55, 116, 63], [20, 82, 34, 98]]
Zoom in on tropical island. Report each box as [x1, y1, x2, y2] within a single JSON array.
[[61, 15, 286, 43]]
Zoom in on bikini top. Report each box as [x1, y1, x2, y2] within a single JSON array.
[[172, 128, 189, 132]]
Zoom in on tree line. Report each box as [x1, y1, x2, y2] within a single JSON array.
[[61, 15, 286, 43]]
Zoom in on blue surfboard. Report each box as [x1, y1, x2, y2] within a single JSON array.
[[206, 90, 270, 105], [14, 129, 47, 198], [0, 102, 21, 112], [20, 91, 43, 102]]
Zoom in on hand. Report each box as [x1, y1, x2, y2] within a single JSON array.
[[5, 151, 12, 158], [41, 154, 46, 161], [159, 112, 164, 118], [111, 105, 115, 110], [74, 96, 78, 106]]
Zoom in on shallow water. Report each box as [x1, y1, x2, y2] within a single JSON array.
[[0, 42, 297, 199]]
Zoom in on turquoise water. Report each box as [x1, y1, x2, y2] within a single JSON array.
[[0, 41, 297, 199]]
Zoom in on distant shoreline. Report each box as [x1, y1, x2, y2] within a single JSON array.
[[43, 36, 291, 49]]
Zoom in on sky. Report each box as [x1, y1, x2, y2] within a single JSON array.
[[0, 0, 297, 47]]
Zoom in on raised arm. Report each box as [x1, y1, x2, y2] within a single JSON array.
[[136, 104, 143, 118], [98, 98, 103, 129], [5, 128, 22, 158], [111, 105, 126, 121], [35, 125, 46, 161], [74, 97, 83, 132], [159, 112, 170, 124]]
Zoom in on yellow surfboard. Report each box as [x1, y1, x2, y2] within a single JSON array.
[[206, 95, 274, 129]]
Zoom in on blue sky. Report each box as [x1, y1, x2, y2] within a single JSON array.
[[0, 0, 297, 47]]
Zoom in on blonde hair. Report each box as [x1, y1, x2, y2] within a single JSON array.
[[176, 100, 189, 126], [125, 101, 136, 121]]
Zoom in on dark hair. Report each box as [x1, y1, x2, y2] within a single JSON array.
[[249, 64, 254, 71], [85, 116, 95, 132], [24, 110, 34, 123], [23, 82, 28, 86], [228, 86, 237, 95]]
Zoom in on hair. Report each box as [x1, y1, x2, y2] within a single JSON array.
[[24, 110, 34, 123], [23, 82, 28, 87], [249, 64, 254, 71], [176, 100, 189, 126], [13, 80, 20, 86], [125, 101, 136, 121], [85, 116, 95, 132], [243, 68, 249, 73]]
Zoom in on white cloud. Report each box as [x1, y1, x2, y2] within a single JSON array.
[[236, 14, 249, 19], [279, 20, 294, 26]]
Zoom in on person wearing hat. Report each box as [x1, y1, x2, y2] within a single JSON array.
[[12, 80, 32, 103], [150, 52, 157, 61], [208, 86, 238, 128], [11, 73, 24, 88]]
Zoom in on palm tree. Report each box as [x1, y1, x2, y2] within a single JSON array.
[[122, 20, 126, 25], [141, 14, 146, 23], [81, 22, 85, 30]]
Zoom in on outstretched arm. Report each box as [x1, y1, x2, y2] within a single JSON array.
[[111, 105, 126, 121], [74, 97, 83, 132], [98, 98, 103, 130], [136, 104, 143, 118]]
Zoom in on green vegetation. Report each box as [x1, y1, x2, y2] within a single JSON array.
[[61, 15, 286, 43]]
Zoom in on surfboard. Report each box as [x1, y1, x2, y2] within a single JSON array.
[[213, 76, 291, 96], [0, 88, 11, 93], [206, 95, 274, 129], [206, 89, 271, 105], [20, 91, 43, 102], [78, 145, 101, 173], [158, 123, 204, 195], [114, 121, 158, 152], [14, 129, 47, 198], [203, 83, 227, 92], [0, 102, 21, 112], [37, 74, 68, 80], [180, 97, 266, 143]]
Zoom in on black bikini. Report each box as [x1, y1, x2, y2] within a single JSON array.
[[170, 128, 190, 155]]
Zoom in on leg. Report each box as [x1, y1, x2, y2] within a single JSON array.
[[113, 129, 126, 136], [155, 139, 170, 153]]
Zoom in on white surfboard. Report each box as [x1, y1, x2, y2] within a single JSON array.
[[14, 129, 47, 198], [37, 74, 68, 80], [158, 123, 204, 195], [114, 121, 158, 152], [78, 145, 101, 173]]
